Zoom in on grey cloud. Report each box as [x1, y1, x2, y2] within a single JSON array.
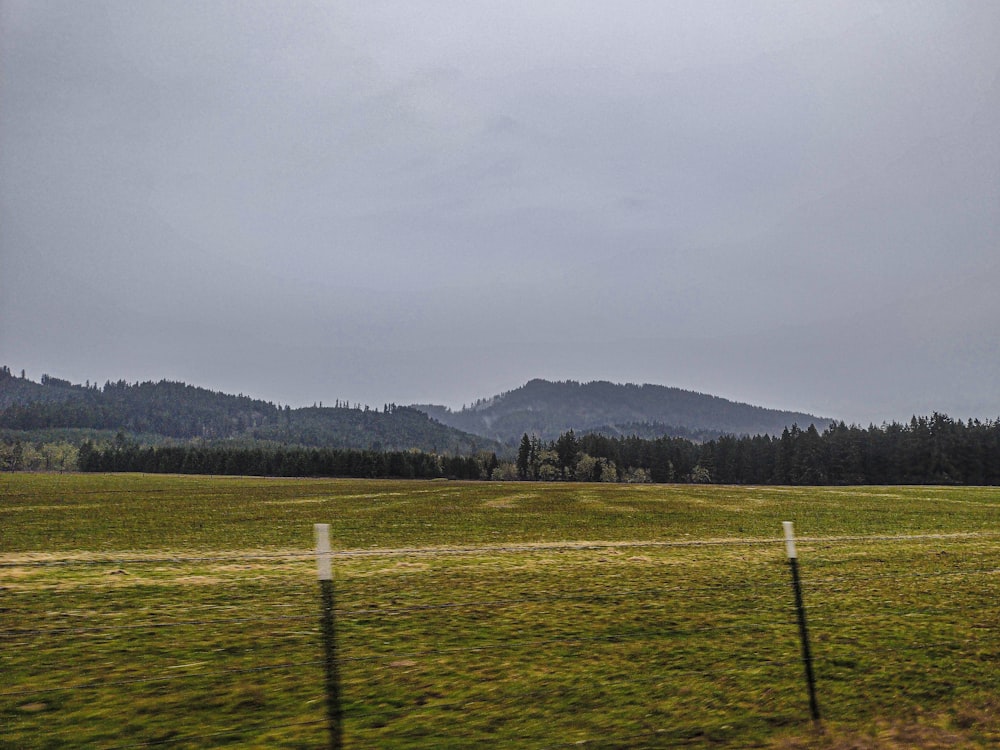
[[2, 1, 998, 425]]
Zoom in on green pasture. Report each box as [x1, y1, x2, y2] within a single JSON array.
[[1, 474, 998, 748]]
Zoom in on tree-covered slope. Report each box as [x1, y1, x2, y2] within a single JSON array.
[[0, 366, 83, 410], [0, 367, 496, 454], [250, 405, 499, 454], [414, 379, 831, 443], [0, 374, 278, 438]]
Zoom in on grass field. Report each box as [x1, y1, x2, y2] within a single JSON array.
[[2, 474, 998, 748]]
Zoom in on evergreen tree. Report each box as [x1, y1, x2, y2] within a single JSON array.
[[516, 433, 531, 479], [554, 429, 579, 478]]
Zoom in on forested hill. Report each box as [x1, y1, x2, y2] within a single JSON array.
[[0, 367, 496, 454], [0, 368, 83, 410], [414, 378, 830, 444]]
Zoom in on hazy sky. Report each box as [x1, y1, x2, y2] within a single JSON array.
[[2, 1, 998, 424]]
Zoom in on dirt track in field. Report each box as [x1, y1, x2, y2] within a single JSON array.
[[2, 530, 997, 566]]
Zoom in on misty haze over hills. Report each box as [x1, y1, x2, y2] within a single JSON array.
[[414, 378, 829, 444], [1, 368, 828, 452]]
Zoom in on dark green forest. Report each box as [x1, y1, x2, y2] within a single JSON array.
[[75, 438, 492, 480], [68, 414, 1000, 485], [0, 366, 496, 454], [560, 415, 1000, 485]]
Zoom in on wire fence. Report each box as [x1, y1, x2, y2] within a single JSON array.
[[3, 532, 998, 748]]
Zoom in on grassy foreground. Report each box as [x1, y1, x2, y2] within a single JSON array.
[[1, 474, 998, 748]]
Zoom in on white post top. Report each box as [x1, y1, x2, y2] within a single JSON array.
[[315, 523, 332, 581], [782, 521, 797, 559]]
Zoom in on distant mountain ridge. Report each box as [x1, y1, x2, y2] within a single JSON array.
[[0, 367, 496, 455], [413, 378, 830, 444], [1, 367, 830, 454]]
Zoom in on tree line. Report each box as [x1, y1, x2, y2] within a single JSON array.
[[510, 414, 1000, 485], [57, 412, 1000, 485], [76, 438, 496, 480], [0, 440, 79, 472]]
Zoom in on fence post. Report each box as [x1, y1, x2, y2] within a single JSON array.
[[315, 523, 342, 749], [783, 521, 820, 721]]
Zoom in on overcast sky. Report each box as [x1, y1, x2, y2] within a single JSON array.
[[2, 1, 998, 425]]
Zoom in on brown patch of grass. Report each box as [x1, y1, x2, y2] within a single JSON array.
[[773, 717, 980, 749], [484, 499, 516, 508]]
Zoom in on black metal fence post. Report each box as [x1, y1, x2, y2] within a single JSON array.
[[315, 523, 343, 750], [783, 521, 820, 722]]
